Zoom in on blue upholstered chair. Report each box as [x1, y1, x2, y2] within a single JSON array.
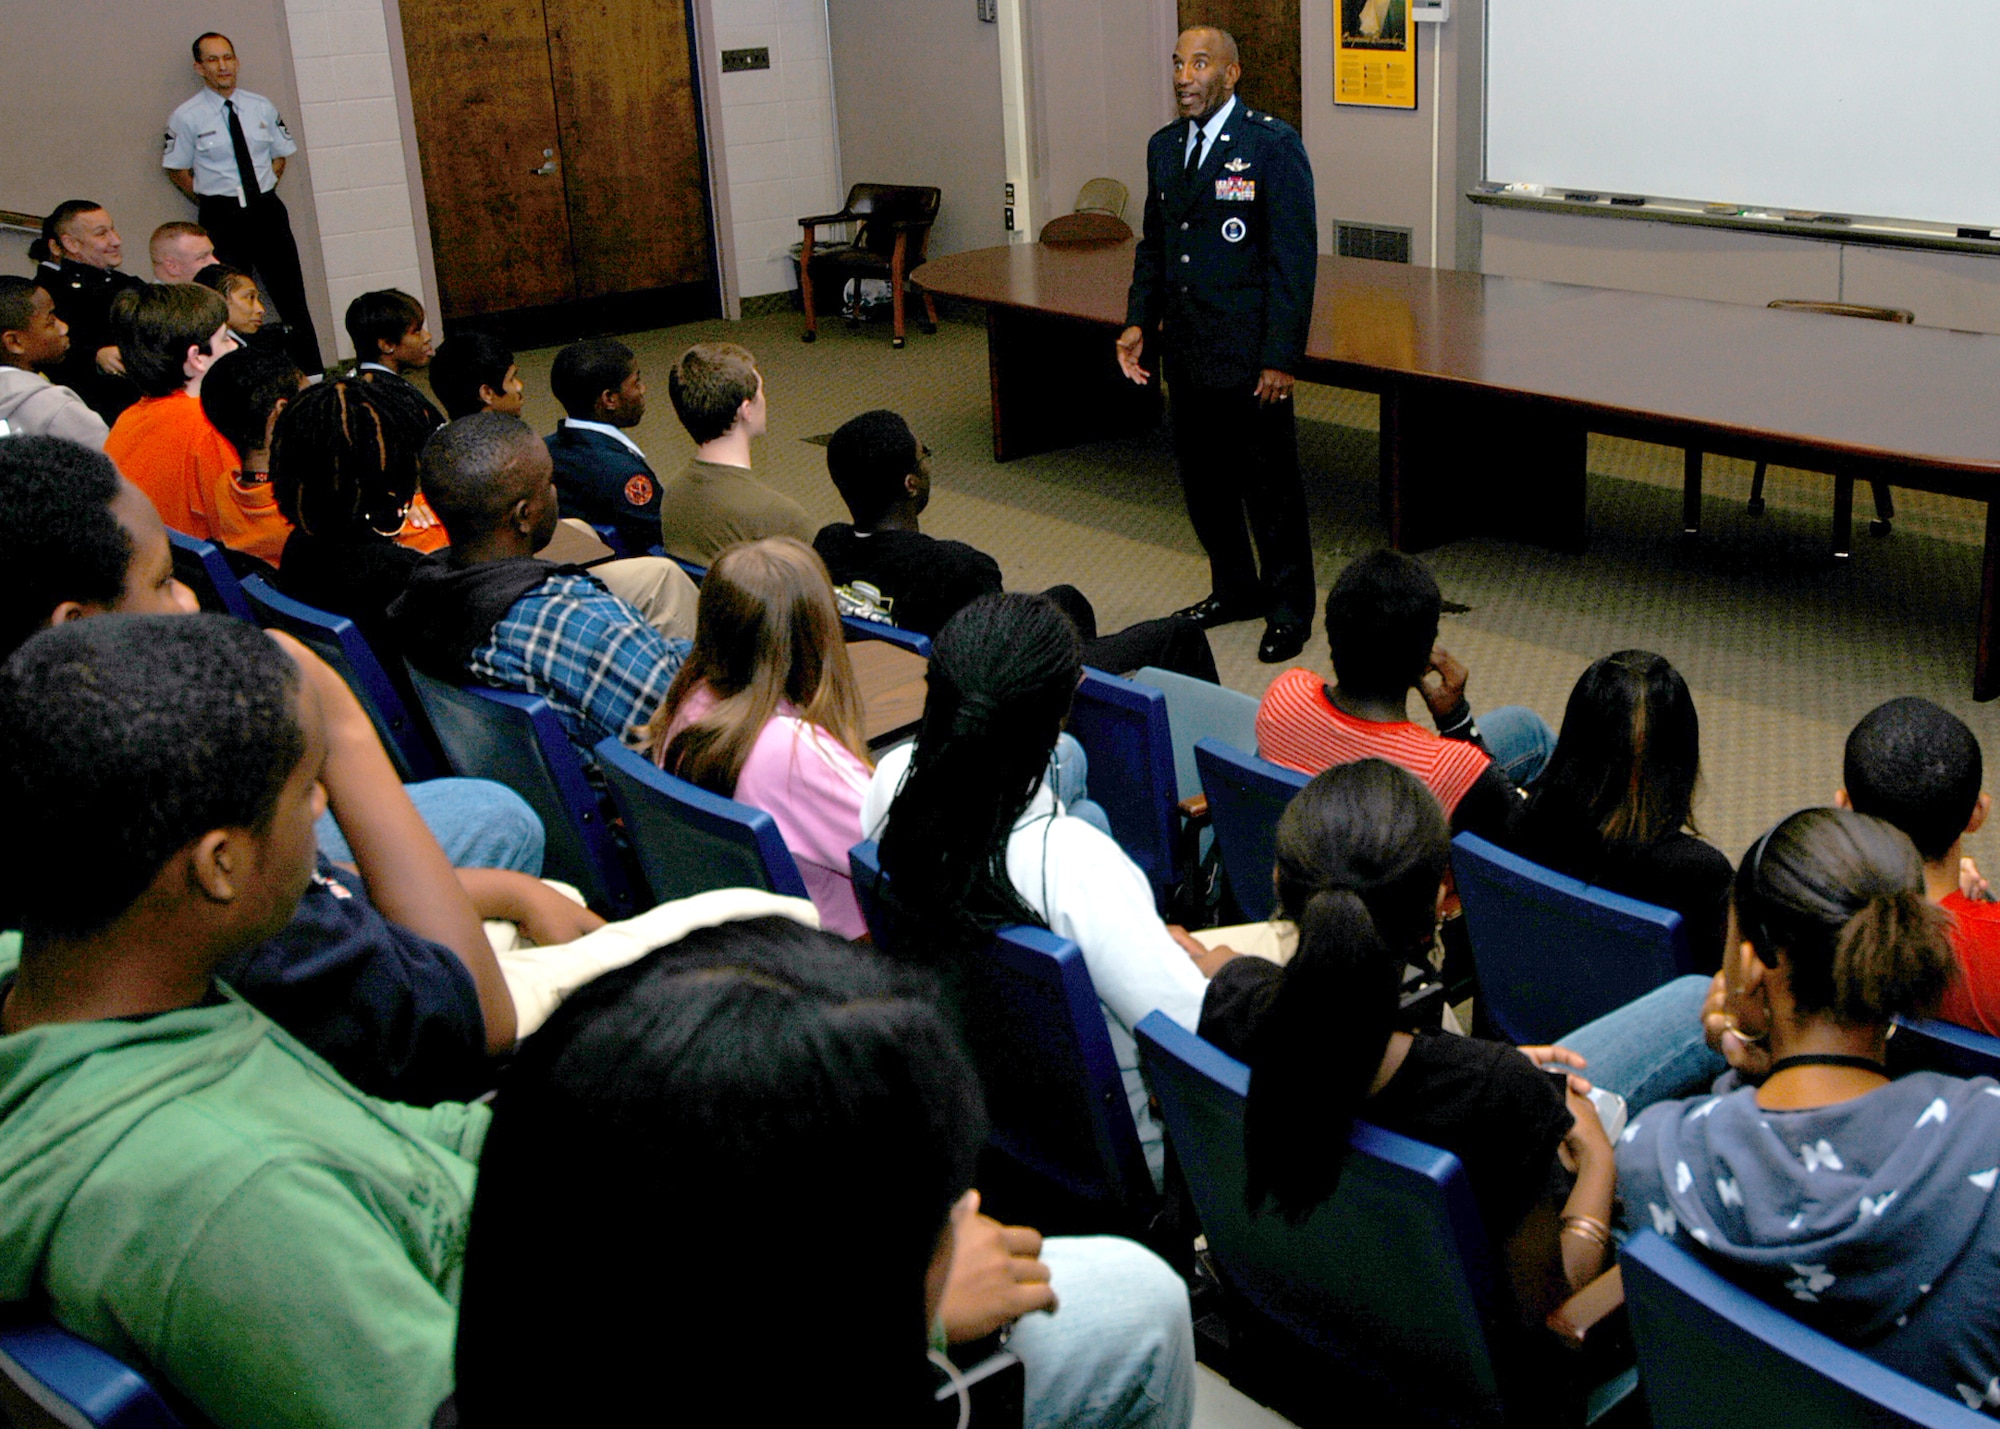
[[1067, 668, 1179, 907], [1128, 665, 1261, 806], [592, 738, 809, 905], [847, 839, 1154, 1218], [1888, 1015, 2000, 1082], [238, 576, 443, 783], [1622, 1230, 1985, 1427], [1192, 737, 1309, 923], [164, 529, 253, 623], [0, 1314, 192, 1427], [1450, 832, 1688, 1046], [403, 666, 639, 916]]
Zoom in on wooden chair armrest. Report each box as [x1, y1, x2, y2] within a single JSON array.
[[1177, 793, 1209, 820], [1546, 1265, 1624, 1351], [798, 210, 856, 228]]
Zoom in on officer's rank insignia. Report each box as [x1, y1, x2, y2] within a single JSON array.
[[1215, 177, 1256, 201], [1223, 158, 1251, 172]]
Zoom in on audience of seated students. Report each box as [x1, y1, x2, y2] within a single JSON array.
[[148, 220, 214, 283], [646, 538, 874, 937], [34, 199, 141, 421], [388, 412, 693, 751], [865, 592, 1211, 1182], [1840, 696, 2000, 1037], [428, 330, 523, 420], [1510, 650, 1734, 972], [1257, 549, 1554, 840], [816, 408, 1219, 681], [544, 336, 663, 556], [457, 915, 1196, 1428], [100, 282, 274, 555], [343, 288, 452, 550], [193, 344, 305, 567], [1618, 806, 2000, 1414], [0, 275, 108, 448], [194, 262, 280, 353], [0, 614, 487, 1429], [657, 340, 813, 563]]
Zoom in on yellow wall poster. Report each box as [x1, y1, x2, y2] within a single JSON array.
[[1336, 0, 1416, 109]]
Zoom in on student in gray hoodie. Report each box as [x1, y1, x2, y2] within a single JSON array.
[[0, 276, 108, 449], [1618, 805, 2000, 1415]]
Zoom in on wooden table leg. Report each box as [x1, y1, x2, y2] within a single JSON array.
[[1682, 449, 1703, 540], [1832, 474, 1855, 560], [984, 305, 1158, 462], [1979, 499, 2000, 701]]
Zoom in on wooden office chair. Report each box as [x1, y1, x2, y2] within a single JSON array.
[[797, 184, 942, 349], [1683, 300, 1912, 552], [1038, 211, 1132, 246], [1073, 177, 1129, 219]]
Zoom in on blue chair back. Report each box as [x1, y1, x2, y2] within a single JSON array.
[[848, 839, 893, 946], [0, 1314, 191, 1427], [1129, 665, 1260, 804], [165, 529, 252, 622], [1450, 833, 1687, 1046], [1621, 1230, 1986, 1427], [1135, 1013, 1501, 1415], [1890, 1015, 2000, 1081], [592, 738, 809, 904], [238, 577, 442, 782], [847, 840, 1152, 1211], [404, 666, 638, 916], [1193, 737, 1309, 922], [1068, 669, 1179, 907], [840, 614, 932, 657]]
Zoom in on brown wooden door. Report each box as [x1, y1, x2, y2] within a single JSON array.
[[1180, 0, 1302, 133], [544, 0, 713, 300], [400, 0, 578, 316]]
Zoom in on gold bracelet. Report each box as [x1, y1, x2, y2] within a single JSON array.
[[1561, 1215, 1613, 1249]]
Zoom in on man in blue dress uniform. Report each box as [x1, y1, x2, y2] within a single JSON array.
[[1119, 26, 1318, 663]]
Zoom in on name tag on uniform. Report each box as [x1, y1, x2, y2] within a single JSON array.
[[1215, 177, 1256, 201]]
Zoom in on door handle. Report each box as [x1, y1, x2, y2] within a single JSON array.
[[531, 148, 558, 177]]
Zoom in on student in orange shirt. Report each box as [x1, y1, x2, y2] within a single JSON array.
[[101, 283, 287, 563], [198, 346, 306, 567]]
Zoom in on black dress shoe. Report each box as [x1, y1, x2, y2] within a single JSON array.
[[1257, 619, 1309, 664], [1173, 594, 1267, 630]]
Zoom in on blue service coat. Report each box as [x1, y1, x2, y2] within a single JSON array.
[[544, 423, 662, 557]]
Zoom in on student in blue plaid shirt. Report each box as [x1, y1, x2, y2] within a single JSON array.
[[388, 413, 691, 752]]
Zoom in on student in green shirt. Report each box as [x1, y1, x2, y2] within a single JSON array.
[[0, 614, 480, 1429]]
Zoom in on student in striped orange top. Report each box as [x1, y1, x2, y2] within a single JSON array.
[[1254, 549, 1553, 840]]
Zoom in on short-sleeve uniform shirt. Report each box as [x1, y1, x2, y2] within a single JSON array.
[[164, 88, 296, 199]]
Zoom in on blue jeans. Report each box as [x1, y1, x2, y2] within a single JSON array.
[[1007, 1236, 1196, 1429], [1555, 974, 1725, 1112], [314, 777, 546, 874], [1052, 733, 1114, 838], [1479, 704, 1557, 788]]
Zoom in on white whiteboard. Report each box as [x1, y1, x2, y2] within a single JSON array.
[[1485, 0, 2000, 229]]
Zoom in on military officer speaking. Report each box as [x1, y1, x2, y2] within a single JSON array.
[[164, 32, 324, 374], [1119, 26, 1318, 664]]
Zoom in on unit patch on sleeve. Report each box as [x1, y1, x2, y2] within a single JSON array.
[[624, 474, 657, 507]]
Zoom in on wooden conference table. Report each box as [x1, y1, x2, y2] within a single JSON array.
[[913, 240, 2000, 699]]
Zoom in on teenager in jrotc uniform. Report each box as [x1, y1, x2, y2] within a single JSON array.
[[164, 32, 324, 375], [1119, 25, 1319, 664]]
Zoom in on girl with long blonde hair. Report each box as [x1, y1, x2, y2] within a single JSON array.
[[645, 537, 874, 936]]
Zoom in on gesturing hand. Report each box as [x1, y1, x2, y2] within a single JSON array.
[[941, 1193, 1058, 1343], [1116, 326, 1152, 385]]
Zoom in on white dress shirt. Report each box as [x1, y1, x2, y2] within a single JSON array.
[[164, 88, 296, 202], [560, 418, 647, 461], [1183, 94, 1238, 172]]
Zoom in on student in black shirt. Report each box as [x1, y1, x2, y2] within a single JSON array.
[[1510, 650, 1734, 973], [1191, 759, 1614, 1329], [815, 408, 1218, 681]]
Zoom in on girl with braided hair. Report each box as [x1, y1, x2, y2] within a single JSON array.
[[270, 373, 441, 652], [863, 591, 1211, 1185], [1619, 807, 2000, 1411]]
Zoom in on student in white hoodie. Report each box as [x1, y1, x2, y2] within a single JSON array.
[[0, 276, 108, 449]]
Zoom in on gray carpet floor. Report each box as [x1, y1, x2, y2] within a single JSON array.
[[482, 307, 2000, 874]]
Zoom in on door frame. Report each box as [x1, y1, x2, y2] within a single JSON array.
[[380, 0, 741, 327]]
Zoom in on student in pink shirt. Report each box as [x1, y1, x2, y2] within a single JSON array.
[[645, 537, 874, 936]]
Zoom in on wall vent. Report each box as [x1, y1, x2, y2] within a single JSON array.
[[1335, 222, 1413, 264]]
